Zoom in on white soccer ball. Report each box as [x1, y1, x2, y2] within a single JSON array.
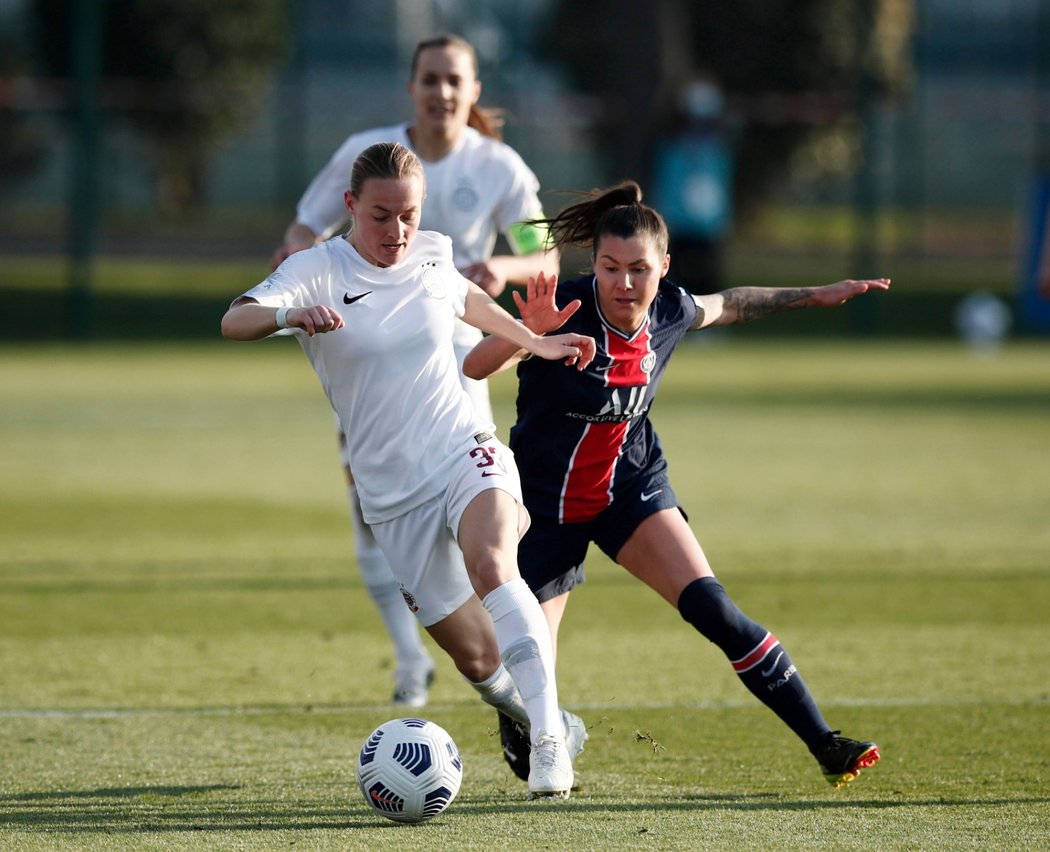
[[356, 717, 463, 824]]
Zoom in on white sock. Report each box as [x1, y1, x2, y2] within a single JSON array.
[[466, 664, 528, 725], [348, 486, 431, 673], [482, 578, 561, 744]]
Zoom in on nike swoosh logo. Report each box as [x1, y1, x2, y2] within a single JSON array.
[[640, 489, 662, 502], [760, 650, 784, 678], [343, 291, 372, 305]]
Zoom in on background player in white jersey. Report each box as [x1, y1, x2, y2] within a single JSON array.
[[271, 34, 559, 706], [465, 181, 888, 790], [222, 142, 592, 799]]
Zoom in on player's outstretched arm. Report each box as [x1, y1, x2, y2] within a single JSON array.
[[692, 278, 890, 330], [221, 298, 344, 341], [462, 272, 582, 378], [462, 281, 594, 371]]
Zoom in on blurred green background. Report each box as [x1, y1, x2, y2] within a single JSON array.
[[2, 0, 1049, 340]]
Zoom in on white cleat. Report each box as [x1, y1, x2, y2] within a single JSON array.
[[562, 709, 589, 763], [391, 664, 435, 708], [527, 733, 573, 800]]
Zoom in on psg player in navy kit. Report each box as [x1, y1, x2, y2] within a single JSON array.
[[464, 180, 890, 789]]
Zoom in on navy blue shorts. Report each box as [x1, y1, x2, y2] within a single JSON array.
[[518, 469, 685, 603]]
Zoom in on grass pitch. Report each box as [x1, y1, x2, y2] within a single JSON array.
[[1, 338, 1048, 850]]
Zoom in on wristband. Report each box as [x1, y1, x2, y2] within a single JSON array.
[[275, 306, 292, 329]]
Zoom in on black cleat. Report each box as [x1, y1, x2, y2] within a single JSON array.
[[812, 730, 881, 788], [498, 711, 531, 781]]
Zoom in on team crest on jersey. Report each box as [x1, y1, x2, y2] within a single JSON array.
[[452, 179, 479, 212], [420, 260, 446, 298], [640, 352, 657, 374], [400, 585, 420, 614]]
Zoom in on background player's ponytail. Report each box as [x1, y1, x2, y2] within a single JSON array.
[[410, 34, 504, 141], [466, 103, 504, 140], [529, 181, 669, 258]]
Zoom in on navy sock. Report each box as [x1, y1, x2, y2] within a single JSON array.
[[678, 576, 830, 750]]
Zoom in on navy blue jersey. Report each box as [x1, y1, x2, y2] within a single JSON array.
[[509, 275, 698, 522]]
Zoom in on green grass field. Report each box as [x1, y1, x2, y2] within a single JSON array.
[[1, 338, 1048, 850]]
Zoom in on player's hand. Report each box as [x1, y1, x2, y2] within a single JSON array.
[[270, 241, 309, 271], [461, 262, 507, 299], [271, 230, 317, 270], [286, 305, 345, 337], [512, 272, 582, 335], [270, 245, 292, 270], [811, 278, 891, 306], [531, 332, 596, 371]]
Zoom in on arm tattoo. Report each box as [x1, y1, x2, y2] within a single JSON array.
[[719, 287, 814, 325]]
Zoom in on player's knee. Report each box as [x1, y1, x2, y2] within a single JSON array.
[[451, 643, 502, 683], [464, 549, 516, 599]]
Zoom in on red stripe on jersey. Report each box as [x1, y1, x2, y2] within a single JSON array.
[[557, 323, 654, 522], [559, 420, 629, 523], [731, 632, 779, 673], [604, 321, 653, 387]]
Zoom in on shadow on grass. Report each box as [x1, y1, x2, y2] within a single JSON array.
[[2, 784, 241, 801], [2, 786, 1048, 834], [0, 785, 384, 832]]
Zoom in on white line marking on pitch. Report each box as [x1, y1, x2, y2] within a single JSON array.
[[0, 696, 1044, 720]]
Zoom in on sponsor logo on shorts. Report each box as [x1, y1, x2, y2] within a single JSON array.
[[400, 585, 420, 614], [640, 489, 662, 502]]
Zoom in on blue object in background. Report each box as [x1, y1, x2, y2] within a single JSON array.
[[651, 134, 733, 241], [1017, 176, 1050, 333]]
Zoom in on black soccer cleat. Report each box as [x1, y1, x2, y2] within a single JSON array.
[[498, 711, 531, 781], [812, 730, 881, 788]]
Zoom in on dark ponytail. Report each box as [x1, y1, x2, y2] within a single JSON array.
[[531, 181, 669, 257]]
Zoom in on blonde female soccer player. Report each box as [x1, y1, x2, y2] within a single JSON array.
[[223, 142, 590, 799], [272, 35, 559, 706]]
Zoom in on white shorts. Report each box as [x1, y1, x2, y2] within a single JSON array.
[[369, 433, 529, 627]]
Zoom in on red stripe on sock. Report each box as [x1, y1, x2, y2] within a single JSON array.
[[731, 632, 779, 673]]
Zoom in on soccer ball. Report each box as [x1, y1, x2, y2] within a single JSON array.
[[356, 717, 463, 824]]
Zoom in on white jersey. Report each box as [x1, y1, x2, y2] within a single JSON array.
[[238, 230, 495, 524], [295, 123, 547, 350]]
